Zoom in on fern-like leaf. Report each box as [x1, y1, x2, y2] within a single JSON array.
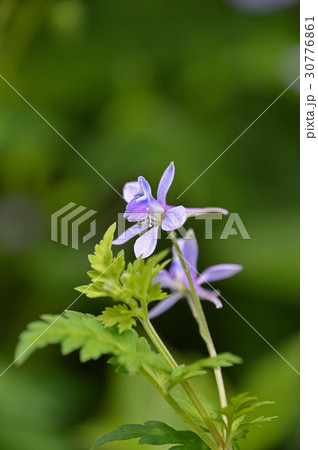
[[14, 311, 168, 376]]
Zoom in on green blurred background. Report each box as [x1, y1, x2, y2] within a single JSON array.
[[0, 1, 299, 449]]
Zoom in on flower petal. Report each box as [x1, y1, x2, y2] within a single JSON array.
[[135, 176, 165, 215], [154, 269, 176, 289], [157, 162, 175, 205], [113, 223, 148, 245], [134, 225, 159, 258], [186, 207, 229, 216], [124, 198, 148, 222], [136, 177, 153, 203], [175, 229, 198, 272], [197, 264, 243, 284], [196, 285, 223, 309], [148, 293, 182, 319], [123, 181, 141, 202], [169, 260, 186, 282], [161, 205, 187, 231]]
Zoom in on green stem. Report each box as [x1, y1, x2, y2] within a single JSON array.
[[141, 316, 224, 449], [140, 367, 217, 450], [170, 231, 232, 448], [169, 231, 228, 411]]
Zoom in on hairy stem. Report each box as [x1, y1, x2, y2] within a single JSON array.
[[140, 367, 217, 450], [141, 316, 224, 449]]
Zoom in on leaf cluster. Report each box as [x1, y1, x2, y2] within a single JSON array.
[[166, 353, 242, 391], [14, 223, 276, 449], [15, 310, 241, 394], [14, 311, 166, 375], [75, 223, 169, 332], [216, 393, 276, 448]]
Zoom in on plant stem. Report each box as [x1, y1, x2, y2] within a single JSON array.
[[169, 231, 228, 411], [140, 367, 218, 450], [141, 316, 224, 449]]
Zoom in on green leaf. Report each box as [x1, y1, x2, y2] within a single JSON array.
[[75, 225, 170, 318], [91, 420, 210, 449], [118, 250, 170, 308], [75, 223, 125, 299], [98, 303, 142, 333], [14, 311, 167, 375], [108, 336, 169, 375], [166, 353, 242, 391], [217, 392, 276, 445], [172, 391, 218, 431]]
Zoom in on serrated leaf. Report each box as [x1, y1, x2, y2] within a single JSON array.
[[14, 311, 168, 376], [166, 353, 242, 391], [91, 420, 210, 449], [75, 225, 170, 313], [98, 304, 142, 333], [118, 250, 170, 308], [75, 284, 108, 298], [217, 392, 276, 446], [75, 223, 125, 299]]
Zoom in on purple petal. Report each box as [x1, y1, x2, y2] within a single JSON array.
[[197, 264, 243, 285], [136, 177, 153, 203], [124, 198, 148, 222], [123, 182, 141, 203], [176, 229, 198, 272], [186, 207, 229, 216], [196, 285, 223, 309], [134, 225, 159, 258], [113, 223, 148, 245], [161, 205, 187, 231], [169, 260, 185, 281], [135, 176, 165, 215], [148, 293, 182, 319], [157, 162, 175, 205], [197, 264, 243, 284], [154, 269, 176, 289]]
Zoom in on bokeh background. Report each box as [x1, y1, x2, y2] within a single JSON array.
[[0, 1, 299, 449]]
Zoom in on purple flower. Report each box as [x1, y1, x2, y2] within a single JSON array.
[[149, 229, 243, 319], [113, 162, 228, 258]]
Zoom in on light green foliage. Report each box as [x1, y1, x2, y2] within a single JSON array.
[[75, 224, 169, 332], [138, 352, 242, 394], [172, 392, 219, 431], [116, 252, 170, 307], [166, 353, 242, 391], [75, 223, 125, 298], [14, 308, 240, 394], [14, 223, 276, 449], [171, 392, 275, 448], [15, 311, 167, 375], [217, 393, 276, 448], [91, 420, 210, 449], [98, 303, 142, 333]]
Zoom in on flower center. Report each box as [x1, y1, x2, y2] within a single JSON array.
[[147, 207, 165, 226]]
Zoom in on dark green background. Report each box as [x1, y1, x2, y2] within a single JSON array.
[[0, 1, 299, 449]]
